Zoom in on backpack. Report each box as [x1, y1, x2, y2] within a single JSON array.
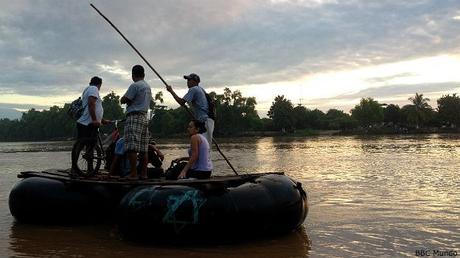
[[67, 97, 85, 120], [148, 145, 163, 168], [165, 160, 188, 180], [67, 87, 89, 121], [201, 88, 216, 121]]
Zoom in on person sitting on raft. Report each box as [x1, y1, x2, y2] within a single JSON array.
[[109, 137, 164, 178], [173, 120, 213, 179]]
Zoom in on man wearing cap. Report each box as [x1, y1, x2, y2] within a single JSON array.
[[166, 73, 214, 147], [120, 65, 152, 179]]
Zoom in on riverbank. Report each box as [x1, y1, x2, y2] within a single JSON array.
[[338, 126, 460, 136], [222, 127, 460, 137], [1, 127, 460, 143]]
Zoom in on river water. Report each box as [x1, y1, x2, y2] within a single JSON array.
[[0, 135, 459, 257]]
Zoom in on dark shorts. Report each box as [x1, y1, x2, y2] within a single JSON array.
[[76, 123, 98, 143], [187, 169, 211, 179]]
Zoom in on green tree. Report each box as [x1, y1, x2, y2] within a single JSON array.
[[0, 118, 21, 141], [214, 88, 260, 135], [383, 104, 401, 125], [305, 109, 326, 129], [408, 93, 432, 128], [350, 98, 384, 127], [400, 105, 416, 128], [267, 95, 294, 132], [150, 107, 189, 136], [102, 91, 124, 120], [437, 94, 460, 127], [292, 105, 308, 129], [150, 91, 164, 110], [325, 109, 356, 130], [9, 105, 75, 141]]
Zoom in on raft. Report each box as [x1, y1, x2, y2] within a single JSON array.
[[9, 169, 308, 239]]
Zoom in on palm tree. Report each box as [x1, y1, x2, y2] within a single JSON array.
[[408, 93, 432, 128]]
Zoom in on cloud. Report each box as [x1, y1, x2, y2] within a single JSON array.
[[334, 82, 460, 100], [0, 103, 51, 120], [1, 0, 460, 118], [306, 81, 460, 112], [0, 107, 22, 120]]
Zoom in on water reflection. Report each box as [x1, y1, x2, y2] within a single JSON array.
[[9, 222, 311, 258], [2, 136, 460, 257], [0, 141, 74, 153], [354, 135, 460, 156]]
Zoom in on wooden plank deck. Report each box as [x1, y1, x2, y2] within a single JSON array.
[[18, 169, 284, 186]]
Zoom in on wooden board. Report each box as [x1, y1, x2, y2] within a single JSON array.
[[17, 169, 284, 186]]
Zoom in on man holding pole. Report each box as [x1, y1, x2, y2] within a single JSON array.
[[166, 73, 214, 147], [90, 3, 238, 174]]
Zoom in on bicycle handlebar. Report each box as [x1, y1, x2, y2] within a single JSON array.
[[111, 119, 126, 129]]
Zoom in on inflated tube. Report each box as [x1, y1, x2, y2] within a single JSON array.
[[117, 174, 308, 240], [9, 177, 113, 223]]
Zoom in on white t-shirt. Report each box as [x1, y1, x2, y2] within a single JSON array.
[[77, 85, 103, 126]]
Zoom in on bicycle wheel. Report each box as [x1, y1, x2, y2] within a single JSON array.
[[72, 141, 103, 177]]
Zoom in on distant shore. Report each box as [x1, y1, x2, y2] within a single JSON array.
[[234, 127, 460, 137], [1, 128, 460, 143]]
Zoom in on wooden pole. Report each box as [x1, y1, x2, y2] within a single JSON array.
[[90, 3, 239, 175]]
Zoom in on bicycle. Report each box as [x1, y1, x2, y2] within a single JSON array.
[[71, 119, 123, 178]]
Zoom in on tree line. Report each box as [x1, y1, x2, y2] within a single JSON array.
[[267, 92, 460, 132], [0, 89, 459, 141]]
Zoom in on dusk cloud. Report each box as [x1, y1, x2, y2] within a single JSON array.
[[1, 0, 460, 118]]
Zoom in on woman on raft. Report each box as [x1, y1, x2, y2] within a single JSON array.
[[173, 120, 213, 179]]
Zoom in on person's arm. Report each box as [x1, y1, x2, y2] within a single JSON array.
[[149, 145, 165, 161], [166, 85, 186, 106], [101, 119, 112, 125], [88, 96, 101, 126], [121, 84, 135, 106], [120, 96, 132, 106], [173, 157, 189, 162], [178, 135, 200, 179]]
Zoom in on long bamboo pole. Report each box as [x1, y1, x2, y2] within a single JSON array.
[[90, 3, 239, 175]]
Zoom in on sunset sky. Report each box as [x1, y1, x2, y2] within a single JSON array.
[[1, 0, 460, 119]]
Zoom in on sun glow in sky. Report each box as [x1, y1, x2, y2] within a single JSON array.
[[223, 54, 460, 114], [2, 54, 460, 117], [1, 1, 460, 118]]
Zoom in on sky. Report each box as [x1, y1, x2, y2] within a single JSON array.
[[1, 0, 460, 119]]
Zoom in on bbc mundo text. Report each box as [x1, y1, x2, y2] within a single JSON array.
[[415, 249, 458, 257]]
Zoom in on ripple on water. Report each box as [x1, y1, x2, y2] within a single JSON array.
[[1, 135, 460, 257]]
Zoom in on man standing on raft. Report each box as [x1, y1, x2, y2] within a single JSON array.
[[166, 73, 214, 147], [120, 65, 152, 180]]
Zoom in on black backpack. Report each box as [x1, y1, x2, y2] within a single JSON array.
[[165, 160, 188, 180], [67, 97, 85, 120], [67, 87, 89, 120], [200, 88, 216, 121]]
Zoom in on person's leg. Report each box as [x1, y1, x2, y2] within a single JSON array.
[[72, 123, 91, 172], [111, 138, 125, 176], [109, 155, 120, 176], [87, 124, 99, 171], [127, 151, 138, 178], [124, 116, 138, 178], [205, 118, 214, 146], [139, 152, 148, 179], [205, 118, 214, 159], [139, 116, 149, 179]]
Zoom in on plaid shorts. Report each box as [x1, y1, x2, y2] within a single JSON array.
[[124, 113, 149, 153]]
